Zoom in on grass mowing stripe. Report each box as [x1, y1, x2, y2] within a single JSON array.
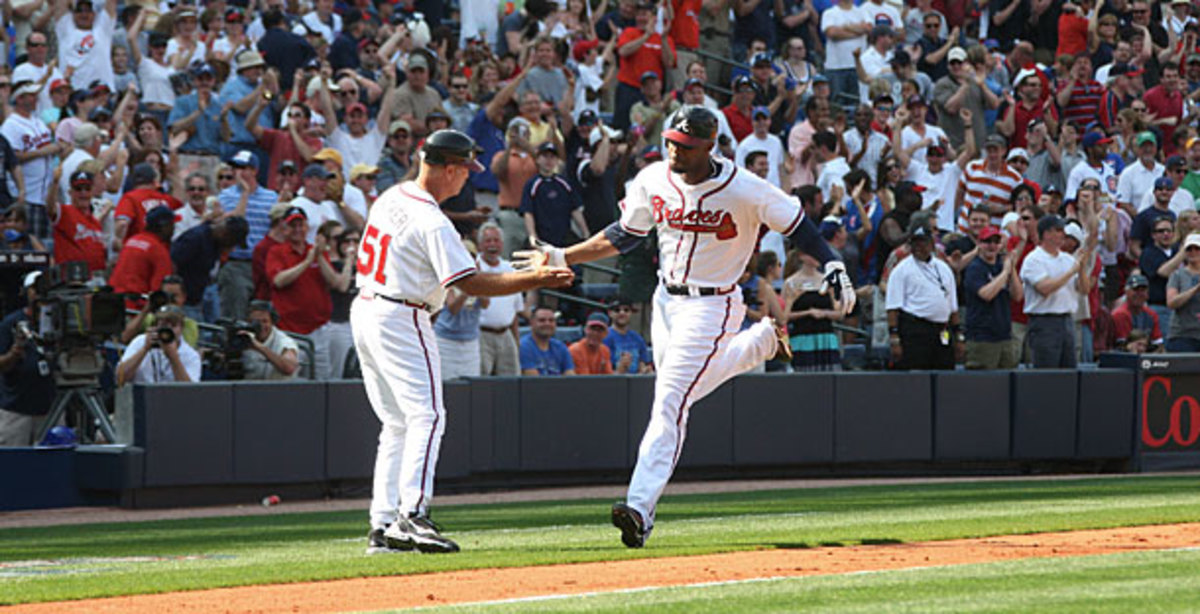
[[1, 476, 1198, 604], [408, 549, 1200, 613]]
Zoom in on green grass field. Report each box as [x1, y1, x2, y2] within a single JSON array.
[[2, 475, 1199, 609]]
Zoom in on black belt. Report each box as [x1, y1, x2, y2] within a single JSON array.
[[480, 325, 510, 334], [664, 283, 737, 297], [1028, 313, 1072, 318], [361, 292, 430, 311]]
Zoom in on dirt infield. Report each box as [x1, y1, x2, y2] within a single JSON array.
[[4, 523, 1197, 613]]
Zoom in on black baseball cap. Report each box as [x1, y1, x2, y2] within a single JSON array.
[[663, 105, 718, 147]]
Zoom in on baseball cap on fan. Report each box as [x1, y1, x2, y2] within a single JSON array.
[[663, 105, 718, 148]]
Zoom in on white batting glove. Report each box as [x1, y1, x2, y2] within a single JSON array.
[[820, 261, 856, 315], [512, 238, 566, 270]]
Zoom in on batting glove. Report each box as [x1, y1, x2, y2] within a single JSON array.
[[820, 261, 856, 315], [512, 238, 567, 270]]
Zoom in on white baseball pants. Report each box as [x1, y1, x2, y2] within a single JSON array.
[[352, 296, 446, 530], [627, 285, 778, 530]]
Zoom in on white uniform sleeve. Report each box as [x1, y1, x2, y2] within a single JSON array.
[[617, 167, 655, 236], [759, 179, 806, 235], [425, 219, 478, 287]]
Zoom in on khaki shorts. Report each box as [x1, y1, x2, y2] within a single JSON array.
[[965, 340, 1018, 370]]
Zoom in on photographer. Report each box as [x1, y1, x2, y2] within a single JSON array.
[[120, 275, 200, 348], [0, 272, 55, 447], [240, 300, 300, 380], [115, 306, 202, 385]]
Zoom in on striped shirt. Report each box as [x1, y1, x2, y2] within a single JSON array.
[[218, 184, 278, 260], [1060, 80, 1104, 127], [957, 160, 1022, 233]]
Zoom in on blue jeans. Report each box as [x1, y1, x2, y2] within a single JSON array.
[[1150, 304, 1172, 339], [824, 68, 860, 111]]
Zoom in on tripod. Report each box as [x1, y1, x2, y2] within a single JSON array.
[[34, 348, 117, 445]]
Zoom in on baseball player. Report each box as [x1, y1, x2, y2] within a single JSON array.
[[516, 106, 855, 548], [354, 130, 573, 554]]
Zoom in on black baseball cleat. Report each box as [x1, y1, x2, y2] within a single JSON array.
[[366, 527, 412, 554], [384, 514, 460, 554], [611, 502, 647, 548]]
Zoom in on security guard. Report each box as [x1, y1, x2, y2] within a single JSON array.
[[885, 223, 962, 369]]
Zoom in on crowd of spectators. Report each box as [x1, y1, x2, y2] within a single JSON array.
[[10, 0, 1200, 442]]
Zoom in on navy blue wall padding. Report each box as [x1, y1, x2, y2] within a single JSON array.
[[626, 375, 655, 466], [733, 374, 835, 464], [137, 384, 235, 486], [233, 382, 326, 483], [1077, 370, 1136, 458], [324, 381, 378, 479], [0, 448, 82, 510], [934, 372, 1010, 460], [676, 380, 736, 468], [519, 376, 629, 470], [474, 378, 522, 472], [836, 373, 933, 461], [1012, 371, 1079, 459], [439, 381, 472, 478]]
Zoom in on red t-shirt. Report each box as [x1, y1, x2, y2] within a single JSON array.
[[110, 231, 174, 306], [722, 104, 753, 142], [1145, 85, 1184, 156], [1111, 301, 1163, 342], [265, 241, 332, 334], [616, 27, 675, 88], [252, 234, 283, 301], [53, 203, 107, 273], [115, 188, 183, 245], [259, 128, 323, 191], [1056, 12, 1089, 57], [669, 0, 701, 50]]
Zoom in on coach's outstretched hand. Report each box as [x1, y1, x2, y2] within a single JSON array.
[[820, 261, 856, 315], [513, 238, 567, 269], [534, 266, 576, 288]]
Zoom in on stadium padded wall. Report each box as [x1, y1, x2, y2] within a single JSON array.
[[1, 369, 1141, 510]]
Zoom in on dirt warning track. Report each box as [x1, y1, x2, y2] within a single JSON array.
[[3, 523, 1198, 613]]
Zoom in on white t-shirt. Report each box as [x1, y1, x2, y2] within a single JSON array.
[[862, 0, 903, 30], [821, 5, 869, 70], [241, 327, 300, 380], [329, 126, 387, 178], [1117, 160, 1165, 211], [1, 113, 55, 205], [173, 202, 210, 239], [476, 255, 524, 329], [816, 157, 852, 202], [301, 12, 342, 45], [901, 124, 948, 167], [119, 334, 203, 383], [734, 132, 786, 189], [912, 162, 963, 233], [137, 58, 177, 107], [12, 62, 63, 115], [166, 38, 206, 68], [1020, 246, 1080, 315], [858, 45, 893, 102], [291, 193, 340, 244], [56, 10, 116, 90], [1139, 186, 1196, 215]]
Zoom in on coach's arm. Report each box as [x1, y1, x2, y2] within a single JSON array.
[[453, 268, 575, 296]]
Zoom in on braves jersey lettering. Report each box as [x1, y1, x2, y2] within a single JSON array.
[[619, 161, 804, 286], [651, 195, 738, 239]]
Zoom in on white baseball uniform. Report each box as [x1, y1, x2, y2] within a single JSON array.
[[351, 181, 477, 530], [618, 159, 805, 530]]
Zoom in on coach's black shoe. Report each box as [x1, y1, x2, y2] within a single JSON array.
[[366, 527, 412, 554], [611, 502, 646, 548], [385, 513, 460, 554]]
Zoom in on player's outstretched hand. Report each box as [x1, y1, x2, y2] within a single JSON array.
[[513, 238, 566, 270], [820, 261, 856, 315]]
